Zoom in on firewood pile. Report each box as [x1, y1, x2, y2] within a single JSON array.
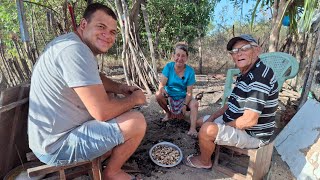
[[279, 82, 300, 104]]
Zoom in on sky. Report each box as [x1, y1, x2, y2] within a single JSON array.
[[211, 0, 270, 32]]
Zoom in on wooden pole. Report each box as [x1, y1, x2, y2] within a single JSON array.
[[16, 0, 30, 42], [141, 0, 157, 75]]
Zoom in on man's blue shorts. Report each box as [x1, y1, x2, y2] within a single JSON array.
[[34, 119, 124, 166]]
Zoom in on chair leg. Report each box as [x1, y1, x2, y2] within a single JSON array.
[[92, 157, 102, 180], [213, 145, 247, 180], [214, 145, 220, 166], [59, 170, 66, 180]]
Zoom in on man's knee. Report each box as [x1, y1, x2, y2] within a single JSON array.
[[117, 111, 146, 140], [117, 111, 146, 131], [199, 122, 218, 140], [136, 112, 147, 132], [131, 111, 146, 132]]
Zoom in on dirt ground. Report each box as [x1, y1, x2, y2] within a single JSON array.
[[121, 75, 295, 180], [4, 74, 295, 180]]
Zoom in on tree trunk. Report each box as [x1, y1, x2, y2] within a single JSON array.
[[141, 0, 157, 75], [198, 37, 203, 74], [0, 40, 9, 89], [31, 10, 39, 56], [300, 34, 318, 98], [269, 0, 292, 52], [294, 32, 308, 89], [114, 0, 130, 86], [63, 0, 69, 32], [0, 67, 8, 90], [130, 0, 142, 46], [299, 31, 320, 109], [0, 46, 16, 86], [16, 0, 29, 43], [154, 20, 162, 59], [87, 0, 93, 5]]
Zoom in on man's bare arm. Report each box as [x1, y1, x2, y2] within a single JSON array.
[[73, 84, 146, 121], [226, 109, 259, 129], [206, 104, 228, 122], [99, 73, 123, 94]]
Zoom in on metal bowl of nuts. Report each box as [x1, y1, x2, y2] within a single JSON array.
[[149, 141, 183, 167]]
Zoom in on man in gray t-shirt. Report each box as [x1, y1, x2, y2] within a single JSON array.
[[28, 3, 146, 180]]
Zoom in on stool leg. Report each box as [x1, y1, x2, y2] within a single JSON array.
[[92, 157, 102, 180], [59, 170, 66, 180], [247, 143, 274, 180], [214, 145, 220, 166]]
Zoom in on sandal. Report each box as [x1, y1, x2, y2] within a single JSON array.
[[187, 130, 198, 138], [161, 114, 170, 122], [195, 92, 204, 101], [130, 175, 143, 180], [183, 154, 212, 170]]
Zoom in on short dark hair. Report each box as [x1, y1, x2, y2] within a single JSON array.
[[83, 3, 117, 22]]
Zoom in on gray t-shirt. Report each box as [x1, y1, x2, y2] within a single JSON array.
[[28, 32, 102, 154]]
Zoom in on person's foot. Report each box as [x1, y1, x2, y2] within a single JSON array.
[[184, 154, 212, 169], [176, 112, 185, 120], [104, 170, 142, 180], [161, 114, 171, 122], [187, 128, 198, 138], [130, 175, 142, 180]]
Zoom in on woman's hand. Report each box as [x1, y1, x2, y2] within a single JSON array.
[[181, 104, 187, 114], [160, 87, 168, 98]]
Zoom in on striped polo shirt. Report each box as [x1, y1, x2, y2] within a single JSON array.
[[223, 59, 279, 142]]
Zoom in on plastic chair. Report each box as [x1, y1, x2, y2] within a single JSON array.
[[221, 52, 299, 105], [214, 52, 299, 180]]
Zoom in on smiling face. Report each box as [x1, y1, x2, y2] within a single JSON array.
[[79, 10, 117, 56], [173, 48, 188, 68], [230, 40, 260, 74]]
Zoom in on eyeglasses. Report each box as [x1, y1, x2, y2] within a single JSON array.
[[228, 44, 257, 54]]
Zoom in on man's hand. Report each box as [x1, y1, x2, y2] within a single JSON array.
[[120, 84, 140, 96], [130, 89, 147, 106]]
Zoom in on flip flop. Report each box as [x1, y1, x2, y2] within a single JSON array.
[[183, 154, 212, 170], [130, 175, 142, 180], [187, 131, 198, 138], [161, 114, 170, 122]]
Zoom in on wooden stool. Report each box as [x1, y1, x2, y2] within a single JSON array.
[[26, 152, 102, 180], [213, 141, 274, 180]]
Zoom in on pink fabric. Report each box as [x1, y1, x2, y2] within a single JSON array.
[[167, 97, 184, 115]]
